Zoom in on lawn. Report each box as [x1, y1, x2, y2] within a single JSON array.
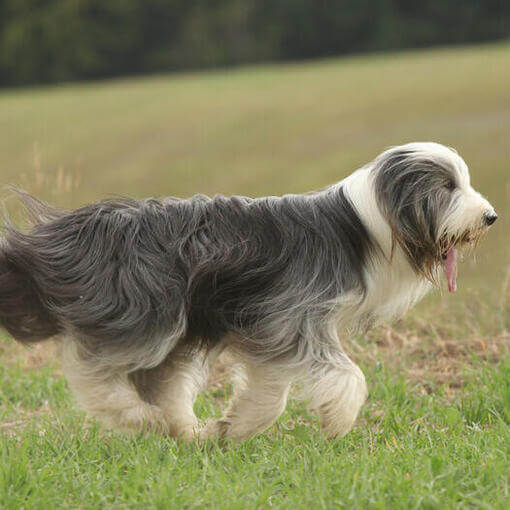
[[1, 42, 509, 508]]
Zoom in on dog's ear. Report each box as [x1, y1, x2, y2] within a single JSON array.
[[373, 149, 455, 279]]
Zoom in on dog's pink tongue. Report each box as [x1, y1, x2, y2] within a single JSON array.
[[444, 247, 457, 293]]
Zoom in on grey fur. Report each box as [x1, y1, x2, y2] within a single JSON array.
[[0, 185, 375, 369]]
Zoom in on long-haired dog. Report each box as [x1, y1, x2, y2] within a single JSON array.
[[0, 142, 497, 441]]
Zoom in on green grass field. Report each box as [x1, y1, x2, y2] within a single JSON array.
[[1, 42, 509, 508]]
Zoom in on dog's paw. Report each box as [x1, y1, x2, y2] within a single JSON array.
[[197, 419, 230, 441], [115, 403, 166, 434], [166, 420, 199, 442]]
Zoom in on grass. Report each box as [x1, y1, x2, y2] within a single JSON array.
[[1, 335, 508, 509], [1, 42, 510, 508]]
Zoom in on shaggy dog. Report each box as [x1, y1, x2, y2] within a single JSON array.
[[0, 142, 497, 440]]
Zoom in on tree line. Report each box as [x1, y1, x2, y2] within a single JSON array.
[[1, 0, 509, 87]]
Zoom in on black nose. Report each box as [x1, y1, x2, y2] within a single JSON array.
[[484, 212, 498, 226]]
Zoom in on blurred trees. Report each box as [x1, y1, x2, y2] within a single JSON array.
[[0, 0, 509, 86]]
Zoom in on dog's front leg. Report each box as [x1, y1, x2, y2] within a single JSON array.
[[199, 360, 292, 441], [298, 353, 367, 438]]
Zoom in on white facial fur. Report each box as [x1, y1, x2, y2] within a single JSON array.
[[341, 142, 496, 326]]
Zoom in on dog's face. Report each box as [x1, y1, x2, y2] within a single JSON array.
[[373, 142, 497, 291]]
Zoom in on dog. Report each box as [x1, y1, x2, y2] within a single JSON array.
[[0, 142, 497, 441]]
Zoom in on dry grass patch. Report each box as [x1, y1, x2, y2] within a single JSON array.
[[0, 338, 59, 373], [360, 319, 508, 393]]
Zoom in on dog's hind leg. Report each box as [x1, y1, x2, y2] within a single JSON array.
[[61, 340, 165, 433], [149, 345, 224, 440], [199, 360, 293, 441], [298, 351, 367, 438]]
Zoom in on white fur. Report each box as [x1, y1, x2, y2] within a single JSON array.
[[340, 142, 494, 327]]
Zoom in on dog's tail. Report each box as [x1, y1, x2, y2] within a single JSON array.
[[0, 190, 62, 343]]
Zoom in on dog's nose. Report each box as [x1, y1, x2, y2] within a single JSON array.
[[484, 212, 498, 226]]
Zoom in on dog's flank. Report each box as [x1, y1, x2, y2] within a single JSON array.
[[0, 142, 496, 440]]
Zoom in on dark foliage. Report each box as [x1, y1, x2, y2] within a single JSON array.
[[1, 0, 509, 86]]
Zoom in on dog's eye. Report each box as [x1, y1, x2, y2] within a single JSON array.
[[445, 180, 456, 191]]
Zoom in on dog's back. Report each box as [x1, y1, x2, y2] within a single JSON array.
[[0, 188, 372, 349]]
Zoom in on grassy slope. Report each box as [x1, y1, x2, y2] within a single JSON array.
[[1, 43, 509, 508]]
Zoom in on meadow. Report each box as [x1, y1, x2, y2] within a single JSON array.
[[1, 42, 509, 508]]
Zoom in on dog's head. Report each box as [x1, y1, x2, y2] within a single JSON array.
[[372, 142, 497, 291]]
